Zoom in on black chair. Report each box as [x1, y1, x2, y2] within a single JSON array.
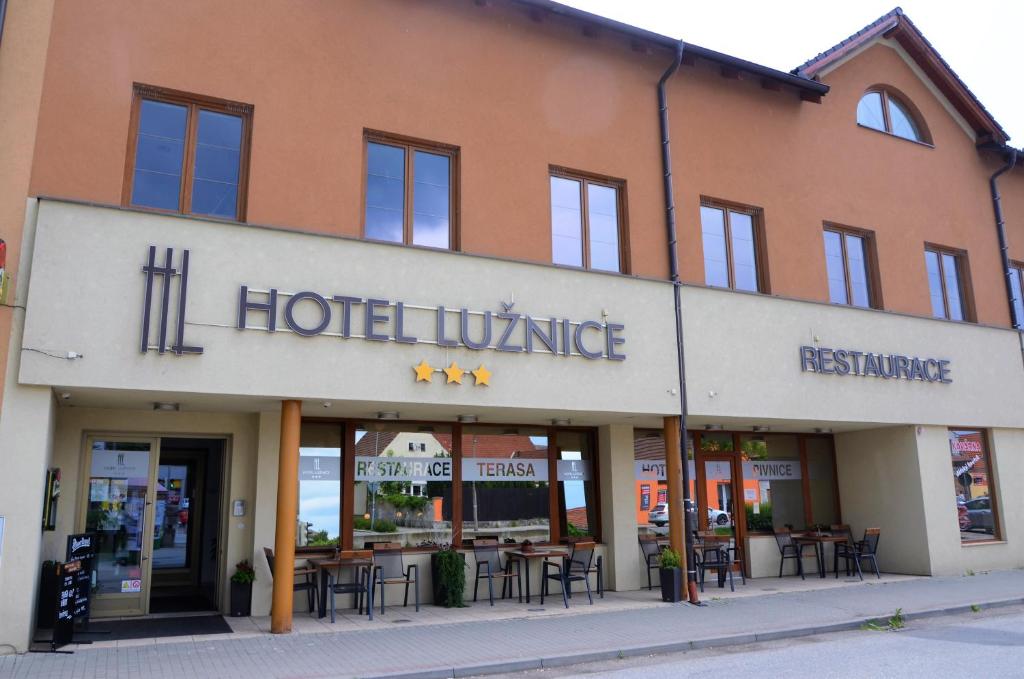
[[773, 529, 811, 580], [836, 528, 881, 580], [264, 546, 319, 614], [369, 543, 419, 614], [472, 539, 521, 605], [720, 532, 746, 585], [541, 541, 595, 608], [696, 537, 734, 592], [639, 537, 663, 590], [830, 524, 855, 577], [327, 549, 374, 622]]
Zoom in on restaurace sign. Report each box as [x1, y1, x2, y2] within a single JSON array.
[[799, 346, 951, 383], [298, 456, 593, 482], [140, 245, 627, 360]]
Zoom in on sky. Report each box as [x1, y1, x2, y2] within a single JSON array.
[[558, 0, 1024, 144]]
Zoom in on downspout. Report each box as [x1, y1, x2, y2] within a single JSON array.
[[657, 39, 699, 604], [990, 148, 1020, 330]]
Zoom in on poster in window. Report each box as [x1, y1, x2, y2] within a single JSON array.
[[89, 479, 110, 502], [640, 484, 651, 511]]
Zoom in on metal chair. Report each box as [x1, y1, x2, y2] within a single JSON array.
[[263, 546, 318, 614], [541, 541, 595, 608], [830, 524, 855, 577], [639, 536, 663, 590], [773, 529, 810, 580], [327, 549, 373, 622], [836, 528, 881, 580], [696, 536, 734, 592], [720, 531, 746, 585], [472, 539, 521, 605], [369, 543, 419, 614]]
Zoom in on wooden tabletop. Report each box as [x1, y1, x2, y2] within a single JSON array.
[[795, 535, 848, 543], [311, 556, 374, 568], [507, 549, 568, 559]]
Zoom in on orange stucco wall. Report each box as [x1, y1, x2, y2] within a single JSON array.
[[20, 1, 1024, 328]]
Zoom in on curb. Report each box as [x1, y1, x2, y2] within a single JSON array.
[[362, 596, 1024, 679]]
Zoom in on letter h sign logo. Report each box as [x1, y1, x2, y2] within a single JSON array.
[[140, 246, 203, 355]]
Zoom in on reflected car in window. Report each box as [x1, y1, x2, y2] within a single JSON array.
[[646, 503, 730, 527], [962, 497, 994, 534]]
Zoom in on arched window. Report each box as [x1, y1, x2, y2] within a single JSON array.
[[856, 89, 928, 143]]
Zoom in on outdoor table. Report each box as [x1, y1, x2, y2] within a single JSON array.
[[794, 534, 848, 578], [311, 555, 374, 619], [506, 548, 568, 604]]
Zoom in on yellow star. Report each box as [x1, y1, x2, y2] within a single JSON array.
[[413, 360, 434, 382], [444, 361, 465, 384], [471, 364, 491, 386]]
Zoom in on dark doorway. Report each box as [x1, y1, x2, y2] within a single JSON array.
[[150, 438, 225, 614]]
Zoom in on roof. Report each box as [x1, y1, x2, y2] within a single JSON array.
[[508, 0, 829, 100], [793, 7, 1009, 144]]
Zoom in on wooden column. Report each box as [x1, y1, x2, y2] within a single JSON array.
[[663, 416, 686, 557], [451, 423, 463, 547], [548, 428, 561, 544], [341, 423, 355, 550], [271, 399, 302, 634]]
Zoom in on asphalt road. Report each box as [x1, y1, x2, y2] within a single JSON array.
[[491, 604, 1024, 679]]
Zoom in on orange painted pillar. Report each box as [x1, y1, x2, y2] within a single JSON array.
[[271, 399, 302, 634], [663, 416, 687, 571]]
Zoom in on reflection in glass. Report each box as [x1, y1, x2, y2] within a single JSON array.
[[412, 151, 450, 249], [551, 176, 583, 267], [557, 431, 596, 539], [298, 423, 342, 546], [1010, 267, 1024, 327], [700, 206, 729, 287], [587, 184, 620, 272], [824, 230, 848, 304], [153, 463, 190, 570], [856, 91, 885, 131], [925, 251, 946, 318], [887, 97, 921, 141], [949, 429, 997, 542], [941, 253, 964, 321], [846, 234, 870, 307], [191, 110, 243, 219], [131, 100, 187, 211], [365, 142, 406, 243], [739, 435, 803, 532], [632, 431, 696, 540], [805, 438, 838, 527], [730, 212, 758, 292]]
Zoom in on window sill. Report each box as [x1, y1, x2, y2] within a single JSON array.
[[856, 124, 935, 148], [961, 539, 1005, 548]]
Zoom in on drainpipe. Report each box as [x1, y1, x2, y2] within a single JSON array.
[[657, 39, 699, 604], [990, 148, 1020, 329]]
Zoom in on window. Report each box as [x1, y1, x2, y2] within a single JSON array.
[[925, 247, 972, 321], [1009, 262, 1024, 327], [364, 132, 457, 249], [823, 226, 878, 308], [949, 429, 1000, 542], [700, 201, 767, 292], [633, 430, 695, 540], [125, 84, 252, 220], [298, 423, 342, 546], [550, 170, 625, 273], [856, 89, 928, 143]]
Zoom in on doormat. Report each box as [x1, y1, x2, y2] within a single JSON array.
[[86, 615, 232, 640]]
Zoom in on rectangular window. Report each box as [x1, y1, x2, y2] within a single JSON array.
[[823, 226, 878, 308], [364, 132, 457, 250], [298, 423, 342, 546], [950, 429, 1000, 543], [550, 169, 625, 273], [700, 200, 767, 292], [124, 84, 252, 220], [633, 430, 695, 541], [925, 246, 972, 321], [1009, 262, 1024, 327]]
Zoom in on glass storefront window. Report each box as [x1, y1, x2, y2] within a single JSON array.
[[633, 430, 695, 539], [557, 431, 597, 539], [740, 435, 804, 532], [806, 437, 839, 527], [461, 428, 550, 544], [354, 425, 453, 548], [298, 423, 342, 546], [949, 429, 999, 542]]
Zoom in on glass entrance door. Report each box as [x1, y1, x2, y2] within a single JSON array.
[[82, 437, 159, 616], [702, 458, 735, 532]]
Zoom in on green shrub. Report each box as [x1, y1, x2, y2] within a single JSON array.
[[434, 546, 466, 607], [231, 560, 255, 585], [659, 548, 682, 569], [567, 522, 591, 537], [308, 531, 338, 546], [383, 493, 430, 513], [354, 517, 397, 533], [745, 502, 774, 532]]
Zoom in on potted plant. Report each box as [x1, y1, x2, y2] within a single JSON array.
[[658, 548, 684, 603], [520, 539, 535, 553], [229, 560, 255, 616], [430, 545, 466, 608]]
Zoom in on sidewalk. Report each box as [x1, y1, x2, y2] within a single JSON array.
[[1, 570, 1021, 679]]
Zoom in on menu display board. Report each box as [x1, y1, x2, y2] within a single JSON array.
[[65, 533, 97, 622], [52, 560, 81, 649]]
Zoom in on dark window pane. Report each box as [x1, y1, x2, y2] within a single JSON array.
[[366, 143, 405, 242], [730, 211, 758, 292], [131, 100, 187, 210], [856, 92, 885, 131], [925, 251, 946, 318], [196, 109, 242, 150], [551, 176, 583, 267], [887, 98, 921, 141], [823, 230, 848, 304], [700, 206, 729, 287], [845, 234, 870, 307], [942, 253, 964, 321], [191, 180, 238, 218], [412, 151, 450, 249], [587, 184, 620, 272]]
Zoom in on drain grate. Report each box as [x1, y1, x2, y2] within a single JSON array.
[[391, 619, 413, 624], [527, 608, 546, 612]]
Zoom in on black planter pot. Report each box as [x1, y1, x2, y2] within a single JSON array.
[[229, 581, 252, 617], [659, 567, 683, 603], [430, 551, 466, 607]]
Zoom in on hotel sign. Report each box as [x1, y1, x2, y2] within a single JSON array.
[[799, 346, 951, 383]]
